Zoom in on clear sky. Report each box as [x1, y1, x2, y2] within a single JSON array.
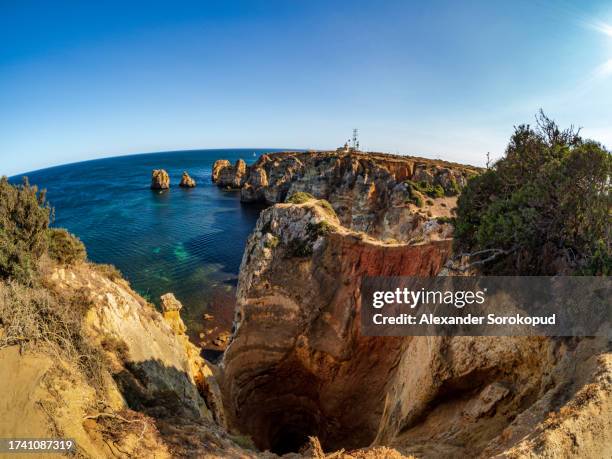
[[1, 0, 611, 176]]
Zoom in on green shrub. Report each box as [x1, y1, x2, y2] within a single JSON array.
[[286, 192, 315, 204], [307, 221, 334, 238], [93, 263, 124, 282], [286, 192, 337, 218], [405, 190, 424, 207], [405, 180, 445, 199], [436, 216, 454, 224], [318, 199, 337, 217], [286, 220, 335, 258], [47, 228, 86, 265], [455, 111, 611, 275], [0, 177, 51, 283], [445, 178, 462, 196], [430, 184, 446, 198]]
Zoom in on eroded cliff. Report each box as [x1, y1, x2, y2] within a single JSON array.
[[0, 261, 257, 458], [218, 195, 611, 458], [221, 199, 452, 454], [213, 151, 480, 243]]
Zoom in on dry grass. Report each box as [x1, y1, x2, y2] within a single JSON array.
[[303, 437, 412, 459], [0, 279, 107, 392], [92, 263, 124, 282]]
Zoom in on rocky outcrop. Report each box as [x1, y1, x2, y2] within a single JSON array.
[[212, 159, 249, 188], [213, 151, 479, 242], [219, 197, 612, 457], [179, 171, 196, 188], [151, 169, 170, 189], [49, 265, 217, 421], [212, 159, 231, 182], [220, 199, 453, 454], [378, 335, 611, 458], [0, 261, 260, 458]]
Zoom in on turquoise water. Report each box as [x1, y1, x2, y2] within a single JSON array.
[[13, 149, 272, 337]]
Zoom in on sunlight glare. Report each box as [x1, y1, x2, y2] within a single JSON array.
[[590, 20, 612, 37], [594, 58, 612, 78]]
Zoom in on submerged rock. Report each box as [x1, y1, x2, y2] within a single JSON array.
[[151, 169, 170, 189], [179, 171, 196, 188]]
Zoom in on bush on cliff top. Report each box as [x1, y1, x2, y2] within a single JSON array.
[[286, 192, 315, 204], [47, 228, 87, 265], [405, 180, 445, 199], [0, 177, 51, 284], [0, 177, 90, 283], [454, 111, 611, 275], [286, 191, 337, 217], [0, 177, 110, 392]]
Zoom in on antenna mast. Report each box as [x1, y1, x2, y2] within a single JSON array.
[[352, 128, 359, 150]]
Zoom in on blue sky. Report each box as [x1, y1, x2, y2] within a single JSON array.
[[1, 0, 611, 176]]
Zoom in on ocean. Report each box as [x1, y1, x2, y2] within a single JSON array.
[[10, 149, 273, 340]]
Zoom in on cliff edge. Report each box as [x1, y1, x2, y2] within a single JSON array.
[[212, 151, 480, 243], [219, 196, 611, 458]]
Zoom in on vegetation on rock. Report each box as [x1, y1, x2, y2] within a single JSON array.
[[405, 180, 445, 199], [317, 199, 337, 218], [0, 177, 51, 284], [287, 192, 338, 218], [0, 277, 107, 391], [0, 178, 105, 390], [0, 176, 89, 283], [455, 111, 611, 275], [47, 228, 87, 265], [287, 191, 316, 204], [92, 263, 124, 282], [285, 220, 335, 258], [404, 185, 424, 207]]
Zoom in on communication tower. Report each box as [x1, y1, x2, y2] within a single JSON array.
[[351, 129, 359, 150]]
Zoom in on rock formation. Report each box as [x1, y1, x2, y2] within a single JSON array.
[[179, 171, 196, 188], [219, 196, 612, 457], [0, 261, 254, 458], [151, 169, 170, 189], [213, 151, 479, 242], [220, 199, 453, 453], [2, 154, 609, 458], [212, 159, 249, 188], [50, 267, 219, 422], [212, 159, 231, 182]]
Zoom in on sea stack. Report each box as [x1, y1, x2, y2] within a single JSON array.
[[212, 159, 231, 182], [179, 171, 196, 188], [212, 159, 249, 188], [151, 169, 170, 189]]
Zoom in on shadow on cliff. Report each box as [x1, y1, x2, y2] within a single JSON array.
[[111, 358, 211, 422]]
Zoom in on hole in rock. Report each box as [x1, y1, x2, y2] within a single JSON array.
[[268, 410, 320, 455]]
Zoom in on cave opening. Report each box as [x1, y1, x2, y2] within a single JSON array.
[[265, 408, 322, 455], [270, 424, 316, 455], [240, 399, 325, 455]]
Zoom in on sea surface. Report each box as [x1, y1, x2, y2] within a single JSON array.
[[11, 149, 274, 340]]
